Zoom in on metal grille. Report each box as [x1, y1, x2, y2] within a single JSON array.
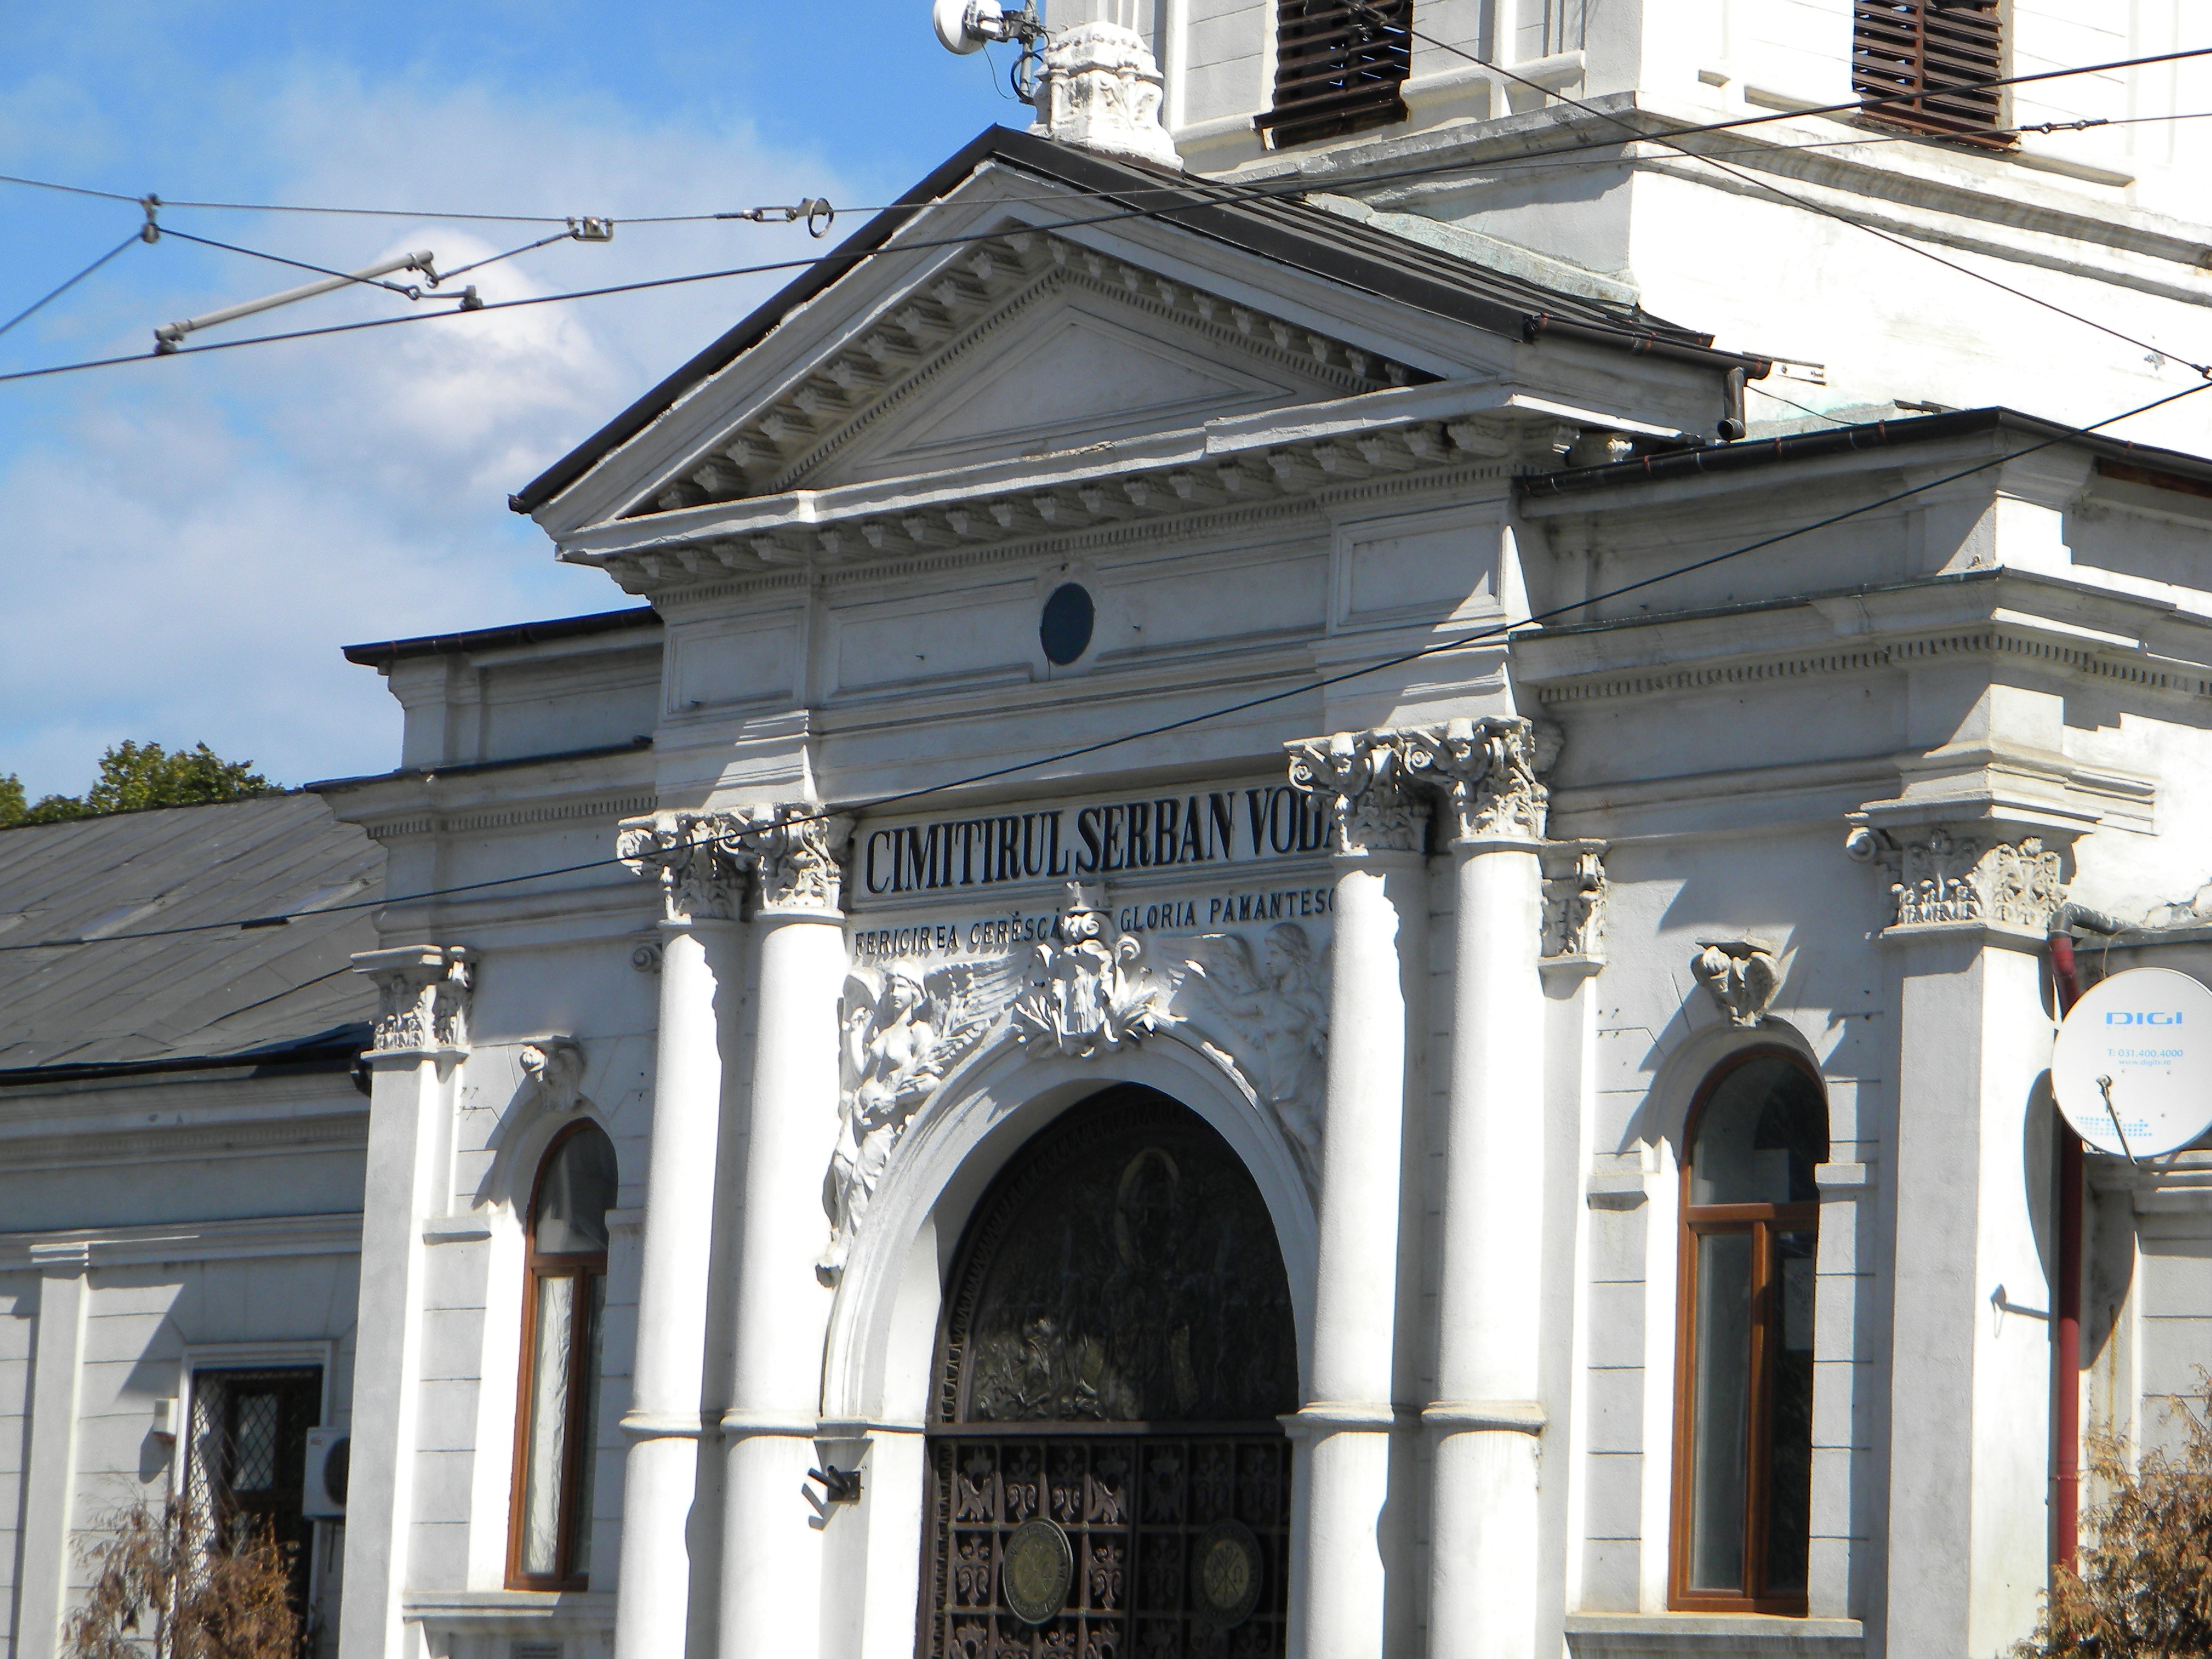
[[186, 1367, 322, 1617], [1851, 0, 2007, 143], [922, 1432, 1291, 1658], [1255, 0, 1412, 150]]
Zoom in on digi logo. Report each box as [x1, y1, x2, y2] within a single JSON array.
[[2107, 1011, 2185, 1025]]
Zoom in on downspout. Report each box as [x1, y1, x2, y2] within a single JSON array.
[[2045, 900, 2126, 1574]]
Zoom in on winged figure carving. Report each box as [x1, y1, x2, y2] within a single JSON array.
[[817, 954, 1024, 1283], [1167, 922, 1330, 1191]]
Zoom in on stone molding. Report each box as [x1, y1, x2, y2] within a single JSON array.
[[1845, 823, 2066, 934], [1401, 716, 1549, 842], [1285, 729, 1428, 855], [1031, 22, 1181, 167], [0, 1211, 361, 1270], [354, 945, 475, 1054], [1691, 937, 1783, 1027]]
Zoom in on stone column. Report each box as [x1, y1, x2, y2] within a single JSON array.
[[1403, 719, 1551, 1659], [1855, 822, 2068, 1656], [718, 808, 853, 1659], [1282, 732, 1429, 1659], [339, 945, 474, 1659], [612, 820, 749, 1659]]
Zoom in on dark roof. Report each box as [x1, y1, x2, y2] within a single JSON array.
[[0, 793, 382, 1076], [512, 124, 1758, 516], [343, 605, 660, 668], [1518, 406, 2212, 498]]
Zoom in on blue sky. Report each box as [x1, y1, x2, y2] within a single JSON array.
[[0, 2, 1031, 797]]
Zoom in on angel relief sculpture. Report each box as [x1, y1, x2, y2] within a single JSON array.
[[817, 958, 1017, 1284], [1169, 924, 1330, 1191]]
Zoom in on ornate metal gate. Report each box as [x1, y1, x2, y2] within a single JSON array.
[[920, 1088, 1298, 1658]]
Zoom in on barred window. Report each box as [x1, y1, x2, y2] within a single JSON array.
[[508, 1122, 617, 1588], [186, 1367, 323, 1616], [1255, 0, 1412, 150], [1852, 0, 2007, 142]]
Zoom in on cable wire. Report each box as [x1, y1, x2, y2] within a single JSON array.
[[0, 230, 141, 339], [1, 42, 2203, 228], [7, 375, 2205, 954]]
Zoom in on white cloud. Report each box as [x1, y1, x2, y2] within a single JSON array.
[[0, 59, 856, 797]]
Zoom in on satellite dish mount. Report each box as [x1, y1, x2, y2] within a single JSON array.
[[933, 0, 1049, 101]]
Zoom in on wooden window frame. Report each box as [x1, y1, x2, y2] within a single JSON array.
[[1667, 1046, 1825, 1616], [1850, 0, 2013, 148], [506, 1121, 609, 1591], [1253, 0, 1413, 152]]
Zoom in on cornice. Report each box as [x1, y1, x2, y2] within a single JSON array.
[[603, 454, 1517, 606], [1532, 622, 2212, 709], [0, 1111, 367, 1175], [0, 1210, 361, 1271]]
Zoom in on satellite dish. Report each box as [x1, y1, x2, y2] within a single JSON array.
[[934, 0, 999, 53], [2052, 966, 2212, 1159]]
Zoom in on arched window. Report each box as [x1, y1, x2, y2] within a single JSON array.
[[508, 1121, 616, 1589], [1670, 1049, 1828, 1614]]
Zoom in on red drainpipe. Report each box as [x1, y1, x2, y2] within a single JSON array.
[[2047, 930, 2084, 1574]]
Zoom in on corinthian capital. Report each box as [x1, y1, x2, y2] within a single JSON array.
[[617, 812, 749, 923], [1284, 729, 1427, 856], [353, 945, 475, 1054], [730, 803, 854, 914], [1401, 717, 1549, 842]]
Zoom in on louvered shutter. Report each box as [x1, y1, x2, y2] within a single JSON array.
[[1255, 0, 1413, 150], [1852, 0, 2008, 142]]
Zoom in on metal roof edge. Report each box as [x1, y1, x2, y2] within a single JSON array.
[[0, 1024, 374, 1090], [341, 605, 662, 668], [1517, 406, 2212, 498]]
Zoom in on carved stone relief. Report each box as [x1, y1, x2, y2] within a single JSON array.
[[518, 1037, 589, 1114], [1692, 938, 1783, 1028], [1401, 716, 1549, 842], [356, 945, 475, 1054], [617, 803, 854, 920], [732, 805, 854, 913], [818, 957, 1020, 1284], [1284, 730, 1427, 855], [1166, 924, 1330, 1192], [1846, 824, 2066, 931], [1542, 841, 1608, 960], [1009, 883, 1168, 1058], [1031, 21, 1181, 169]]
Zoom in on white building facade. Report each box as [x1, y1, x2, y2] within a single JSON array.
[[13, 5, 2212, 1659]]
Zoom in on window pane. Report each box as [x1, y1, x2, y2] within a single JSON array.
[[520, 1274, 577, 1576], [572, 1274, 606, 1575], [1688, 1230, 1754, 1592], [535, 1124, 618, 1255], [230, 1392, 280, 1491], [1763, 1230, 1818, 1594], [1689, 1057, 1828, 1206]]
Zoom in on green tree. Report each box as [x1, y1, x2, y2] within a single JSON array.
[[0, 742, 275, 829], [2014, 1376, 2212, 1656]]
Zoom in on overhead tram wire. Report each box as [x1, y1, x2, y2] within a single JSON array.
[[12, 85, 2212, 389], [0, 42, 2205, 230], [1356, 3, 2212, 378], [7, 374, 2207, 957], [0, 228, 143, 339]]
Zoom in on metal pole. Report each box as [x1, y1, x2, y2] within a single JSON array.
[[153, 250, 434, 350]]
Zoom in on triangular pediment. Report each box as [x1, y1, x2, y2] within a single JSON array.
[[620, 229, 1429, 519]]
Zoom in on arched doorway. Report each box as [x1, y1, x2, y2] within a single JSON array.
[[920, 1085, 1298, 1657]]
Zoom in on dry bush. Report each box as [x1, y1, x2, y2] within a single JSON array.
[[2016, 1377, 2212, 1657], [64, 1495, 301, 1659]]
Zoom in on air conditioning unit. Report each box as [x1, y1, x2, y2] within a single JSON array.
[[303, 1428, 349, 1520]]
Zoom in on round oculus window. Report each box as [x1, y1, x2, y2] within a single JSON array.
[[1040, 582, 1095, 665]]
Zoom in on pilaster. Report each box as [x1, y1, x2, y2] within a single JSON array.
[[340, 945, 474, 1659], [16, 1242, 89, 1659], [1848, 814, 2070, 1656]]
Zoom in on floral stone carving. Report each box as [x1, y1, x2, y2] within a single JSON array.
[[1031, 21, 1181, 168], [1168, 923, 1331, 1191], [1284, 729, 1427, 855], [732, 803, 853, 913], [357, 945, 475, 1054], [1692, 938, 1782, 1028], [616, 811, 749, 922], [818, 959, 1019, 1284], [1010, 883, 1167, 1057], [1401, 716, 1549, 842], [1542, 842, 1607, 960]]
